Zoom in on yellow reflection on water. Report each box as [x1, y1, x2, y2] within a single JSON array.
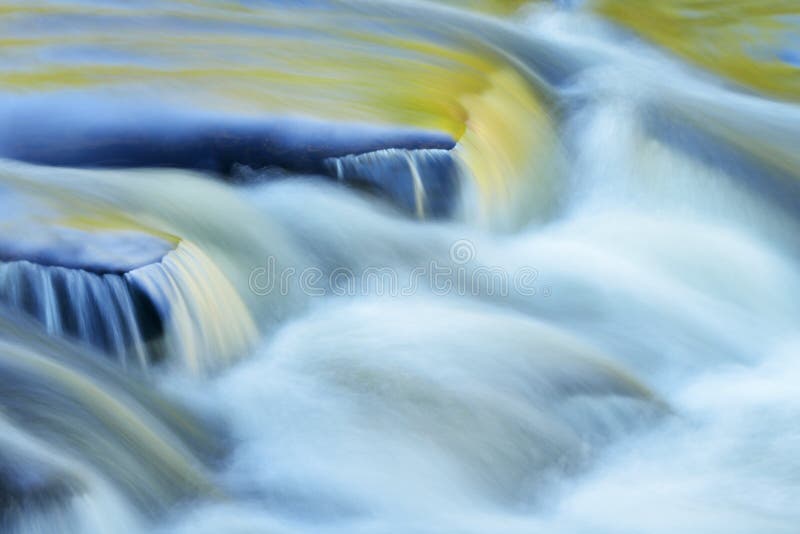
[[595, 0, 800, 100]]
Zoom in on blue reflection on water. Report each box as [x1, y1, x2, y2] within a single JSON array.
[[779, 50, 800, 66]]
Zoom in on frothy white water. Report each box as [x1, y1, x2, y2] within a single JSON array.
[[160, 298, 658, 533], [160, 172, 800, 532], [157, 14, 800, 521], [3, 2, 800, 533], [516, 336, 800, 534]]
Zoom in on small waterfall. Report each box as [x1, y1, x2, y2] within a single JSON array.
[[0, 261, 155, 370], [0, 241, 257, 375], [324, 148, 462, 219], [1, 0, 799, 532], [128, 241, 258, 375], [0, 160, 302, 374], [0, 0, 571, 232]]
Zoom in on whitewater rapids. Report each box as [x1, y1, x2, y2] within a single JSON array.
[[1, 1, 799, 533]]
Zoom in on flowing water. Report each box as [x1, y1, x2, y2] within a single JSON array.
[[0, 1, 799, 533]]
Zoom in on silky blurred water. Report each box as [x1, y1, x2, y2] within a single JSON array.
[[1, 1, 799, 533]]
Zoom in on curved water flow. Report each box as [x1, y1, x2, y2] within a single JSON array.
[[0, 310, 222, 533], [0, 1, 799, 532]]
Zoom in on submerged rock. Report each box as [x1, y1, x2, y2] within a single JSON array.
[[0, 226, 174, 275], [0, 226, 173, 368], [0, 100, 462, 219], [0, 100, 455, 175]]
